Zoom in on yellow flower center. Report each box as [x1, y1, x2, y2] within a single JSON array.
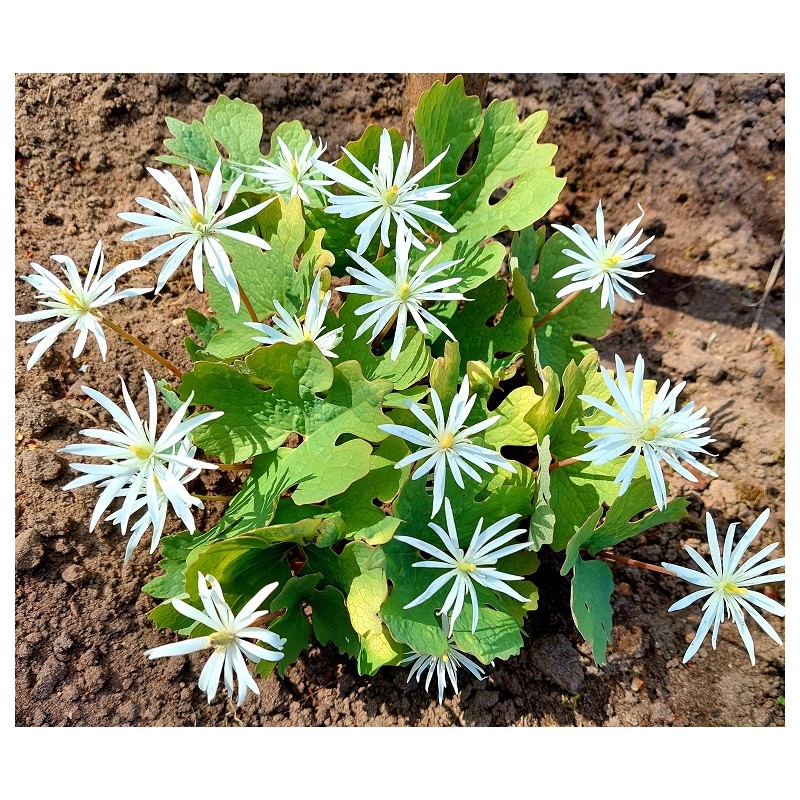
[[208, 630, 236, 650], [441, 653, 450, 663], [187, 207, 207, 230], [458, 562, 477, 572], [639, 423, 661, 443], [603, 254, 624, 270], [398, 281, 412, 300], [58, 288, 85, 311], [289, 157, 299, 177], [384, 185, 400, 205], [439, 433, 455, 449], [303, 330, 313, 341], [723, 583, 748, 597], [130, 443, 154, 461]]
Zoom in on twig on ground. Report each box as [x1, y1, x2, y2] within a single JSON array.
[[745, 231, 784, 352]]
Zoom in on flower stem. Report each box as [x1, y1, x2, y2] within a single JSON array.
[[549, 456, 580, 472], [260, 608, 286, 626], [596, 550, 677, 576], [533, 291, 580, 330], [215, 462, 252, 472], [99, 315, 182, 379], [376, 242, 385, 261], [372, 309, 399, 352], [192, 494, 235, 503], [237, 281, 259, 322]]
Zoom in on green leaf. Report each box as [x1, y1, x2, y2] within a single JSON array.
[[185, 308, 219, 347], [519, 232, 612, 375], [334, 294, 432, 390], [564, 477, 688, 564], [310, 586, 360, 659], [156, 378, 183, 413], [510, 225, 546, 279], [206, 453, 292, 540], [483, 385, 538, 449], [445, 275, 533, 375], [414, 76, 483, 189], [570, 557, 614, 666], [183, 537, 292, 612], [303, 542, 403, 674], [246, 516, 347, 547], [429, 340, 461, 408], [385, 461, 538, 662], [409, 77, 563, 298], [142, 531, 202, 600], [271, 435, 407, 546], [204, 196, 332, 359], [262, 573, 359, 676], [203, 96, 264, 165], [529, 434, 555, 550], [162, 117, 221, 172], [380, 538, 450, 658], [526, 352, 599, 453], [266, 120, 315, 157], [533, 354, 676, 551], [262, 574, 319, 676], [452, 605, 525, 663], [180, 342, 392, 465], [416, 77, 564, 242], [149, 537, 291, 636]]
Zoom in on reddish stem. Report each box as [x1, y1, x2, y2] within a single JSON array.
[[596, 551, 677, 576], [549, 456, 581, 472], [100, 315, 182, 379], [534, 291, 580, 330]]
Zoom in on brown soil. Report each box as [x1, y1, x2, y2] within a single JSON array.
[[15, 73, 785, 727]]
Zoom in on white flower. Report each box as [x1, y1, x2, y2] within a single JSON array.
[[338, 228, 465, 361], [380, 376, 516, 515], [61, 370, 222, 538], [552, 200, 655, 313], [146, 572, 286, 706], [396, 497, 529, 635], [235, 136, 332, 205], [578, 354, 717, 510], [403, 618, 487, 704], [15, 241, 150, 370], [313, 128, 457, 254], [119, 159, 273, 312], [662, 509, 785, 665], [104, 440, 202, 564], [244, 270, 343, 359]]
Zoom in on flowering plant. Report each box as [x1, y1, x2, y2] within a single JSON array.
[[17, 77, 783, 709]]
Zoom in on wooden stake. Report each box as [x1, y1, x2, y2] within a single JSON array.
[[401, 73, 489, 172]]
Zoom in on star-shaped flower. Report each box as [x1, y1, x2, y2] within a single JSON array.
[[662, 509, 784, 665], [403, 618, 487, 704], [119, 159, 273, 312], [380, 376, 515, 515], [235, 136, 332, 205], [61, 369, 222, 538], [338, 228, 465, 361], [552, 200, 655, 313], [244, 269, 343, 359], [104, 440, 202, 564], [313, 128, 457, 254], [146, 572, 286, 707], [15, 241, 150, 370], [396, 498, 529, 635], [578, 354, 717, 510]]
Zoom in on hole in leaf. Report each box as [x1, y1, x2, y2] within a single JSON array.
[[456, 136, 481, 176]]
